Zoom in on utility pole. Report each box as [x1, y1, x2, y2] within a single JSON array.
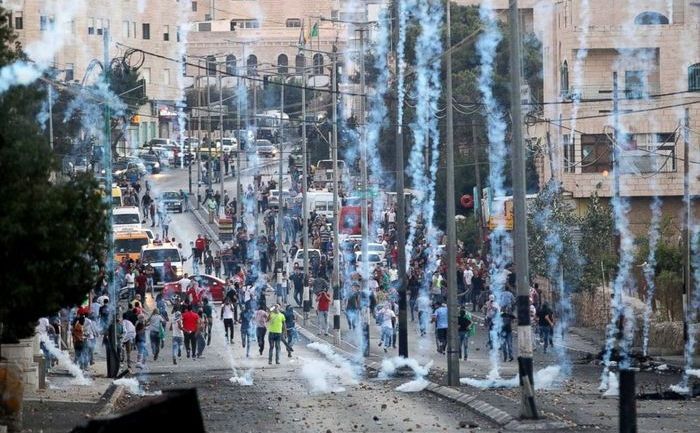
[[358, 27, 371, 358], [207, 69, 213, 191], [236, 76, 243, 219], [197, 59, 203, 209], [471, 119, 483, 251], [508, 0, 538, 418], [331, 49, 342, 345], [302, 65, 310, 324], [444, 0, 460, 386], [219, 68, 225, 216], [393, 0, 408, 359], [277, 77, 285, 265], [188, 110, 193, 194], [683, 107, 692, 373], [102, 29, 118, 379], [48, 84, 54, 150]]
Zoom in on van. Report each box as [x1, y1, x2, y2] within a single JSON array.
[[114, 230, 150, 262], [140, 242, 184, 285], [288, 249, 321, 274], [113, 206, 142, 231], [306, 191, 335, 219]]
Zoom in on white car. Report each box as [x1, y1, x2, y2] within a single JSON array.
[[354, 251, 383, 273], [289, 248, 321, 274], [113, 206, 142, 231], [140, 242, 185, 285], [366, 243, 387, 262]]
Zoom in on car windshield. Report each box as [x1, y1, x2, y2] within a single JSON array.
[[357, 254, 380, 262], [368, 245, 384, 251], [115, 238, 149, 254], [161, 192, 180, 200], [114, 213, 140, 225], [142, 248, 180, 263], [140, 155, 158, 162]]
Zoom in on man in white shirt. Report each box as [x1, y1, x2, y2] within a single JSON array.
[[463, 267, 474, 290], [179, 273, 192, 294], [378, 303, 396, 352], [124, 271, 135, 299]]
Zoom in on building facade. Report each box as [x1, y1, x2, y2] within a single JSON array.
[[2, 0, 183, 150]]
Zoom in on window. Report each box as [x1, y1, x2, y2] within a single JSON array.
[[142, 23, 150, 39], [313, 53, 324, 75], [689, 64, 700, 92], [176, 26, 180, 42], [133, 22, 137, 38], [620, 132, 677, 174], [295, 53, 305, 74], [563, 134, 575, 173], [123, 20, 130, 38], [286, 18, 301, 28], [207, 55, 216, 76], [277, 54, 288, 74], [162, 68, 171, 86], [247, 54, 258, 76], [634, 11, 669, 25], [331, 10, 339, 20], [580, 134, 613, 173], [560, 61, 569, 97], [40, 15, 49, 31], [163, 25, 170, 41], [65, 64, 74, 82], [625, 70, 646, 99], [230, 20, 237, 31], [97, 19, 103, 35], [235, 19, 259, 29], [192, 1, 197, 12], [226, 54, 237, 75], [14, 12, 23, 30], [88, 18, 95, 35], [143, 67, 151, 84], [198, 22, 211, 32]]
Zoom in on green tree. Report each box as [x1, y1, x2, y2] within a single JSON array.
[[579, 192, 616, 292], [527, 180, 581, 283], [0, 8, 108, 343]]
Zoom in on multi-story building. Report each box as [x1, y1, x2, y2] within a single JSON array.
[[2, 0, 182, 149], [539, 0, 700, 234], [184, 0, 385, 132], [460, 0, 700, 234]]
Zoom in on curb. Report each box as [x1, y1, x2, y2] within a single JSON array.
[[293, 317, 571, 431], [95, 384, 126, 418], [186, 195, 224, 250]]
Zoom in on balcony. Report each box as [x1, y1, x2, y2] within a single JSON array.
[[567, 82, 661, 101]]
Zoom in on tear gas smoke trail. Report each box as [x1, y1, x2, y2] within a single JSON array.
[[403, 0, 444, 349], [0, 0, 84, 94], [176, 0, 193, 168], [461, 365, 564, 390], [378, 357, 432, 392], [642, 197, 662, 356], [364, 8, 391, 235], [678, 226, 700, 391], [113, 377, 162, 396], [38, 332, 91, 385], [477, 0, 509, 379], [396, 0, 415, 128], [301, 358, 357, 394], [212, 313, 254, 385], [307, 342, 362, 379]]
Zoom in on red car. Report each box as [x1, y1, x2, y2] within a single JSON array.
[[162, 274, 226, 302]]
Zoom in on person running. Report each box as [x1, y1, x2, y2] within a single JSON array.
[[71, 316, 86, 369], [254, 305, 269, 356], [458, 307, 474, 360], [315, 288, 332, 336], [147, 309, 165, 361], [267, 305, 286, 365], [170, 311, 184, 365], [432, 302, 449, 355], [182, 305, 199, 358], [283, 305, 296, 357], [537, 302, 554, 353], [202, 298, 214, 346], [195, 311, 207, 358], [241, 303, 253, 358], [377, 303, 396, 353], [221, 298, 236, 344], [134, 314, 148, 369]]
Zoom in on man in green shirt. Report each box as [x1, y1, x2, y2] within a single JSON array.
[[267, 305, 286, 365]]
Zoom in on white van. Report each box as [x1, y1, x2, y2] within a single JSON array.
[[113, 206, 142, 231], [140, 242, 184, 285], [288, 248, 321, 274], [306, 191, 336, 220]]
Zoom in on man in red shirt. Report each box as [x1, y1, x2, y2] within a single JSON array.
[[195, 234, 206, 265], [187, 282, 201, 308], [181, 305, 199, 358], [315, 288, 332, 336], [135, 272, 147, 299]]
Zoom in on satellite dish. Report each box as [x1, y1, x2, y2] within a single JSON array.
[[307, 75, 330, 88]]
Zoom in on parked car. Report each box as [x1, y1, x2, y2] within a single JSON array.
[[138, 153, 161, 174], [255, 139, 277, 158]]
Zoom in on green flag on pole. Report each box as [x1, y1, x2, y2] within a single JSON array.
[[310, 22, 319, 38]]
